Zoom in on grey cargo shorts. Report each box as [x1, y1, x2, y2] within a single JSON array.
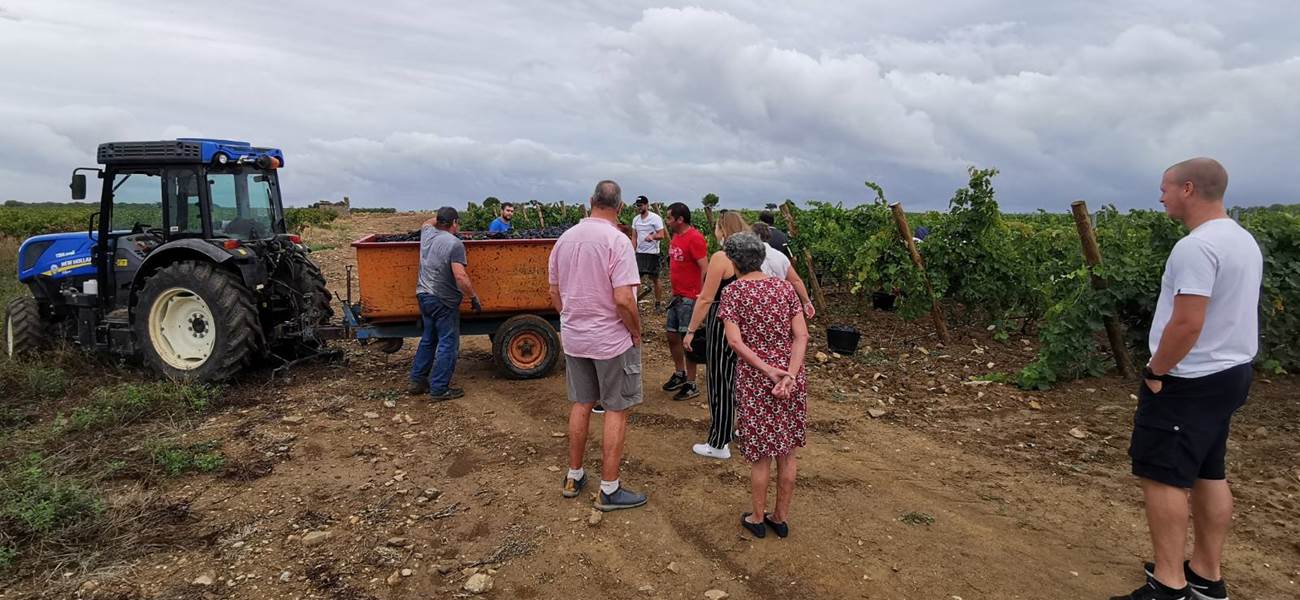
[[565, 345, 643, 412]]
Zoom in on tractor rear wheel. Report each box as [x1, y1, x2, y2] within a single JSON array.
[[291, 254, 334, 328], [134, 261, 260, 382], [5, 296, 43, 358], [491, 315, 560, 379]]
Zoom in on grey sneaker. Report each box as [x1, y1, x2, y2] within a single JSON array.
[[594, 486, 647, 512], [673, 382, 700, 401], [561, 473, 587, 498]]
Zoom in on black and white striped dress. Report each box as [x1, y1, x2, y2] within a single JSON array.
[[704, 275, 737, 449]]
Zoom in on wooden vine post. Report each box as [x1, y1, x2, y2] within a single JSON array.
[[779, 202, 827, 310], [1070, 200, 1137, 379], [889, 202, 951, 345], [535, 203, 546, 228], [703, 206, 716, 234]]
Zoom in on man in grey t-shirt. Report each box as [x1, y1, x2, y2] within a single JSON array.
[[410, 207, 481, 400]]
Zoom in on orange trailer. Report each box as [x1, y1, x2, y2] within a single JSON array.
[[343, 234, 561, 379]]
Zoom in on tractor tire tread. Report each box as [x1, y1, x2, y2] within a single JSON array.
[[5, 296, 44, 357], [134, 260, 260, 382]]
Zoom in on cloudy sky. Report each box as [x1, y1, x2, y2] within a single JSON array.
[[1, 1, 1297, 212]]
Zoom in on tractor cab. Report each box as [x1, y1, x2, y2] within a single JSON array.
[[73, 139, 290, 312], [7, 139, 333, 382]]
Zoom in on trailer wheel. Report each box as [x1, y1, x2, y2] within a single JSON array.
[[372, 338, 404, 354], [5, 296, 43, 358], [491, 315, 559, 380], [134, 261, 260, 382]]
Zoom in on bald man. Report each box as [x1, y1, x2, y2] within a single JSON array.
[[1110, 158, 1261, 600]]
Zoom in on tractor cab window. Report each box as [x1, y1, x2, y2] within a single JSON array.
[[208, 167, 277, 240], [165, 168, 203, 235], [109, 171, 164, 233]]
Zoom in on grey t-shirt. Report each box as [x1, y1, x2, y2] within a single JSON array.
[[417, 225, 467, 308]]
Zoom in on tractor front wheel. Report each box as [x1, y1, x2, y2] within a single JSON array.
[[5, 296, 43, 358], [491, 315, 560, 379], [134, 261, 260, 382]]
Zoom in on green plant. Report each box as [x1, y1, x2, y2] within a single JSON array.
[[284, 207, 339, 233], [0, 454, 104, 537], [57, 382, 220, 433], [150, 441, 225, 476]]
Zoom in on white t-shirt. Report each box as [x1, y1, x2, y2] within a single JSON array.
[[632, 212, 665, 254], [761, 243, 792, 279], [1148, 218, 1262, 377]]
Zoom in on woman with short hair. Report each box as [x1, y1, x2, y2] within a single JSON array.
[[716, 232, 809, 538]]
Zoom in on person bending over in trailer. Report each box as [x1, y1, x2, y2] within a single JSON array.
[[410, 206, 481, 401], [548, 179, 648, 512]]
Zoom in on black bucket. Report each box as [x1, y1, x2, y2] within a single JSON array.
[[871, 291, 896, 311], [826, 325, 861, 355]]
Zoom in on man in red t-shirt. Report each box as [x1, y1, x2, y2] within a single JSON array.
[[662, 202, 708, 400]]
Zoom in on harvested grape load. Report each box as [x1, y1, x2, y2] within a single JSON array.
[[372, 226, 574, 243]]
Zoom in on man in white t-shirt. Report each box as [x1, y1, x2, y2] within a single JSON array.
[[631, 196, 667, 310], [1111, 158, 1261, 600], [753, 222, 815, 319]]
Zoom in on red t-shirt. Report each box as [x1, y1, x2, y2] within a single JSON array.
[[669, 227, 707, 299]]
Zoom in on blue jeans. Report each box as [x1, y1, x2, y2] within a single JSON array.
[[410, 293, 461, 394]]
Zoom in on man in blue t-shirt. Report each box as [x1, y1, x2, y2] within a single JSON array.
[[489, 202, 515, 233]]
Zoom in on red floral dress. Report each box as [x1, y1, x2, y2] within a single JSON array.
[[716, 277, 808, 461]]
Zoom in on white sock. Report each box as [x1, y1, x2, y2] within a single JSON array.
[[600, 479, 620, 495], [567, 468, 585, 481]]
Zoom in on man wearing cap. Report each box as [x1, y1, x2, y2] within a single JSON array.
[[410, 207, 482, 401], [632, 196, 667, 311]]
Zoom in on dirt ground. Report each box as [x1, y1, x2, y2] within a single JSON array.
[[4, 212, 1297, 599]]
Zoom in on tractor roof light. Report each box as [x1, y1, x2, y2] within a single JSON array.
[[213, 152, 229, 165]]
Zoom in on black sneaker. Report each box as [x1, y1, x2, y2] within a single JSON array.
[[1144, 562, 1227, 600], [1110, 581, 1191, 600], [428, 387, 464, 401], [591, 404, 605, 414], [661, 372, 687, 391], [407, 380, 428, 395], [672, 382, 700, 401]]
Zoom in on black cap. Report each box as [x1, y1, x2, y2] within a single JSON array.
[[634, 195, 649, 205]]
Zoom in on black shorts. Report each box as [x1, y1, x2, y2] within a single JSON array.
[[1128, 362, 1253, 488], [635, 252, 660, 276]]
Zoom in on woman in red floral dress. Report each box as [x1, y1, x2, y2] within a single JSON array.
[[716, 232, 809, 539]]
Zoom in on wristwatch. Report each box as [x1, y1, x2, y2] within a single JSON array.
[[1142, 366, 1171, 382]]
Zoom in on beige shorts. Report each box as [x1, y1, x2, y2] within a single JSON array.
[[565, 345, 643, 412]]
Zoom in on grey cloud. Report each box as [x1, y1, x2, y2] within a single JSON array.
[[0, 1, 1297, 212]]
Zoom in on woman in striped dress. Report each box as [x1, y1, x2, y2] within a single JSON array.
[[683, 212, 749, 459]]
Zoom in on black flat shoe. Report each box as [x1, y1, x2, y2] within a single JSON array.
[[763, 513, 789, 538], [741, 512, 766, 538]]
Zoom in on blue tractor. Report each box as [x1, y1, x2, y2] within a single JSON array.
[[5, 139, 334, 382]]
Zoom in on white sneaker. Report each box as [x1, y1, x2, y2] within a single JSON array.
[[692, 443, 731, 459]]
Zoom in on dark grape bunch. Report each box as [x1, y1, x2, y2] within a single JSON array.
[[372, 226, 573, 243]]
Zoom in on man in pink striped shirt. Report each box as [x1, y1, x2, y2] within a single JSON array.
[[548, 180, 647, 511]]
